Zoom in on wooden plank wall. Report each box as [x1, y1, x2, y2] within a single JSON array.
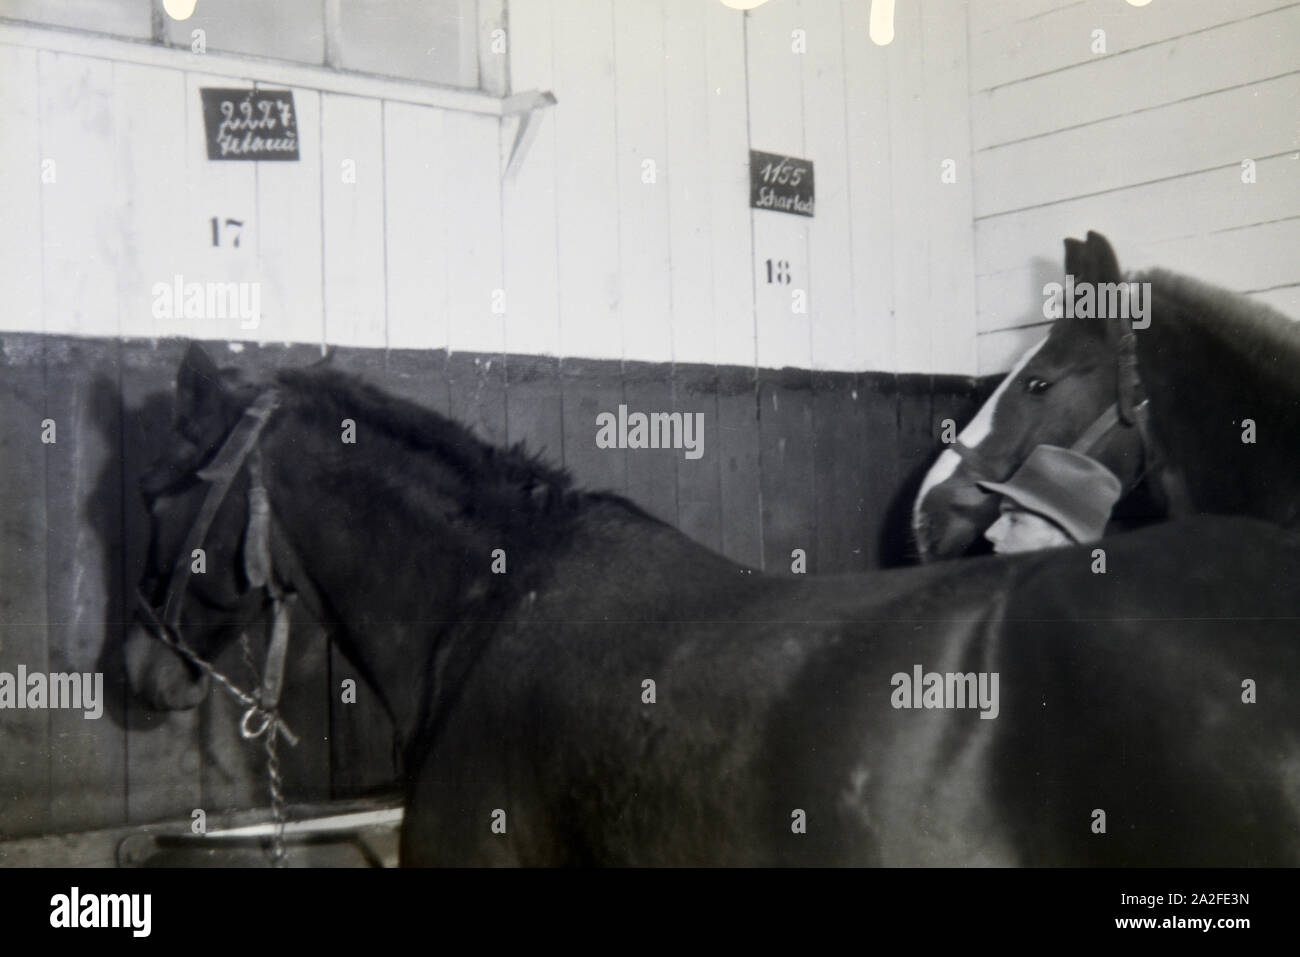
[[0, 1, 980, 375], [0, 333, 985, 842], [0, 38, 503, 354], [0, 0, 998, 843], [970, 0, 1300, 372], [12, 6, 1295, 376], [504, 0, 980, 377]]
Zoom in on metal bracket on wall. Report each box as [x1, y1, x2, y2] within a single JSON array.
[[502, 90, 558, 179]]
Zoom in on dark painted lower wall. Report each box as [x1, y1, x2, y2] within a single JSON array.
[[0, 333, 992, 843]]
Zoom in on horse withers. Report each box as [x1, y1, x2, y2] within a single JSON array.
[[125, 343, 1300, 865], [913, 230, 1300, 561]]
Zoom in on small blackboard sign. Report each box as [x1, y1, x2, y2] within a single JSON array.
[[200, 88, 300, 161], [749, 150, 814, 217]]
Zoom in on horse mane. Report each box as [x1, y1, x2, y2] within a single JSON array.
[[1138, 267, 1300, 367], [266, 364, 670, 534], [272, 365, 583, 518], [262, 361, 670, 655]]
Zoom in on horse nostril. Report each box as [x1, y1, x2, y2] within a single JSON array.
[[938, 523, 980, 558], [124, 623, 209, 711], [945, 485, 994, 511], [919, 487, 1002, 559], [166, 671, 211, 711], [123, 624, 153, 692]]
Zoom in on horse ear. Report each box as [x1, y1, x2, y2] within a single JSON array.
[[175, 342, 236, 452], [1063, 236, 1087, 279], [1062, 233, 1123, 341], [1085, 231, 1128, 343], [1064, 232, 1122, 287], [1084, 230, 1122, 284]]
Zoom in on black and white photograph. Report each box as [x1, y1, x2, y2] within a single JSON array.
[[0, 0, 1297, 934]]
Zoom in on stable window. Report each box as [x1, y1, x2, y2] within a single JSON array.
[[8, 0, 488, 91], [1, 0, 154, 39], [332, 0, 479, 90], [162, 0, 481, 89]]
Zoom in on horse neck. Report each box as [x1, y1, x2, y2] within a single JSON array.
[[537, 497, 748, 621], [260, 424, 564, 753], [1137, 287, 1300, 522], [257, 402, 734, 754]]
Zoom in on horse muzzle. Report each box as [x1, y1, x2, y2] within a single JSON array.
[[124, 621, 211, 712], [915, 483, 1000, 561]]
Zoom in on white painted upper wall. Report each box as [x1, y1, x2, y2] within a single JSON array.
[[0, 17, 505, 349], [0, 0, 985, 375], [29, 2, 1298, 376], [4, 1, 1295, 376], [969, 0, 1300, 374], [503, 0, 980, 375]]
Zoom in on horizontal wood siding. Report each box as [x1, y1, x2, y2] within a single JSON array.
[[969, 0, 1300, 370]]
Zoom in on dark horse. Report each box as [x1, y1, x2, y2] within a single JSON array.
[[913, 230, 1300, 561], [125, 343, 1300, 865]]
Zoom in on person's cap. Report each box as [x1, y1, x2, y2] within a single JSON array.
[[977, 445, 1122, 544]]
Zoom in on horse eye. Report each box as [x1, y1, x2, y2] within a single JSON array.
[[1024, 377, 1052, 395]]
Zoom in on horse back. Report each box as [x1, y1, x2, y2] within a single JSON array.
[[403, 516, 1300, 866]]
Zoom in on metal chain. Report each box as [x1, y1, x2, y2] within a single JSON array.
[[137, 620, 295, 864], [264, 724, 288, 867], [171, 631, 293, 864], [133, 392, 295, 869], [136, 593, 300, 745], [144, 613, 295, 868], [243, 630, 288, 867], [138, 603, 296, 865]]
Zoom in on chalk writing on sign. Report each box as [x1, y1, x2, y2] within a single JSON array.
[[750, 150, 814, 217], [200, 88, 299, 161]]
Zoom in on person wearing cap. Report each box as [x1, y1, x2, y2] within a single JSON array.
[[977, 444, 1122, 554]]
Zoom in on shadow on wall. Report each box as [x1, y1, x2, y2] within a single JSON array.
[[95, 357, 383, 825], [88, 371, 151, 735], [0, 335, 992, 838], [87, 367, 298, 820]]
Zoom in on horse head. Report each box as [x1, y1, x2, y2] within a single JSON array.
[[124, 342, 577, 755], [912, 231, 1152, 561], [124, 343, 288, 712]]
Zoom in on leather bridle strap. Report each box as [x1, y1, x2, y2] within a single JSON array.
[[138, 388, 300, 743], [160, 390, 281, 634], [245, 450, 293, 721], [1115, 329, 1143, 426], [953, 321, 1155, 484], [1070, 402, 1121, 456], [136, 387, 299, 865]]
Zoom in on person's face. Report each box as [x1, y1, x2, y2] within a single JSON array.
[[983, 503, 1074, 554]]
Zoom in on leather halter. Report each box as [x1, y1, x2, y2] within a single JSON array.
[[950, 324, 1157, 487], [135, 389, 298, 744]]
